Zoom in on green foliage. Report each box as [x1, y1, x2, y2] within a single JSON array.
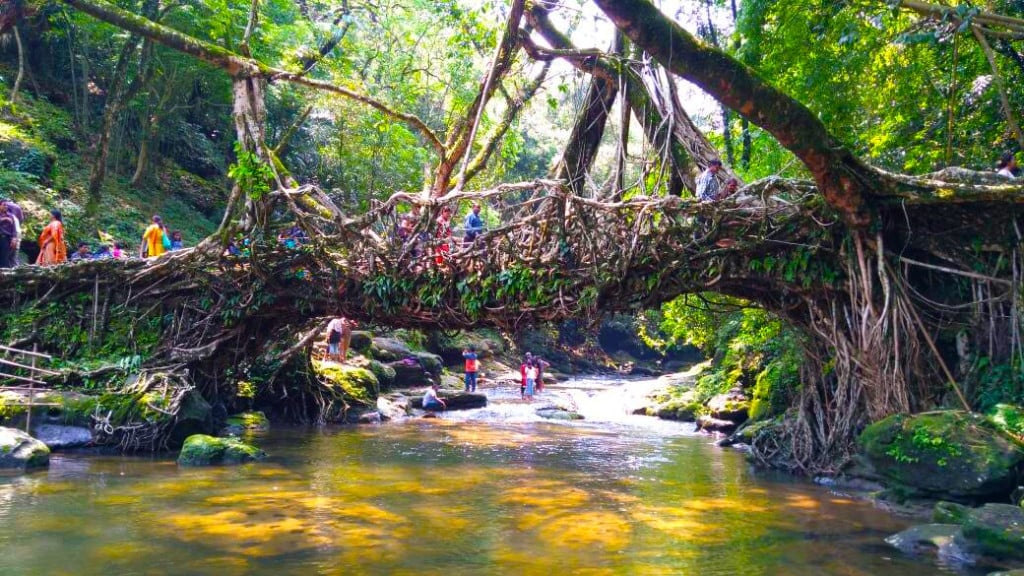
[[658, 295, 802, 416], [968, 356, 1024, 413], [228, 143, 275, 200], [987, 404, 1024, 441]]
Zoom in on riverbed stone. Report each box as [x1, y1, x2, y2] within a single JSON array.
[[177, 434, 265, 466], [858, 411, 1024, 500], [0, 427, 50, 471], [697, 415, 740, 434], [961, 503, 1024, 560], [168, 391, 214, 448], [389, 359, 430, 388], [366, 360, 397, 389], [349, 330, 373, 352], [410, 392, 487, 411], [33, 424, 93, 449], [706, 388, 750, 424], [536, 407, 584, 421], [377, 394, 410, 420], [934, 501, 971, 525], [885, 524, 972, 564]]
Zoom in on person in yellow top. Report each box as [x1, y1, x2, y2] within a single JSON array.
[[140, 215, 167, 258]]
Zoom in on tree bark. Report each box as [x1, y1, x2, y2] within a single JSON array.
[[10, 26, 24, 105]]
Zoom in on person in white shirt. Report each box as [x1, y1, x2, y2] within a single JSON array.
[[524, 363, 538, 401], [423, 380, 446, 412], [324, 317, 354, 362], [997, 151, 1021, 178]]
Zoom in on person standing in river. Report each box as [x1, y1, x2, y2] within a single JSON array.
[[462, 346, 479, 393]]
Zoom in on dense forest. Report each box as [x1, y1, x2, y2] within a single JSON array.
[[0, 0, 1022, 486]]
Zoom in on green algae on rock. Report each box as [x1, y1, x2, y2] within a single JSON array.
[[177, 434, 265, 466], [0, 427, 51, 472]]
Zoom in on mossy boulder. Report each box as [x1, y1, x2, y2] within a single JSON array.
[[706, 390, 750, 424], [366, 360, 396, 390], [884, 524, 971, 563], [536, 408, 584, 421], [168, 391, 214, 448], [961, 503, 1024, 560], [0, 391, 28, 426], [652, 400, 701, 422], [222, 411, 270, 436], [349, 331, 373, 352], [0, 427, 50, 471], [426, 329, 506, 365], [934, 501, 971, 525], [177, 434, 265, 466], [858, 411, 1024, 500], [315, 362, 380, 406], [411, 352, 444, 375]]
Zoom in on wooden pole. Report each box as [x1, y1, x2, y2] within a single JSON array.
[[26, 345, 37, 434]]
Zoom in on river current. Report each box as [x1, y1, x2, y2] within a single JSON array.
[[0, 377, 983, 575]]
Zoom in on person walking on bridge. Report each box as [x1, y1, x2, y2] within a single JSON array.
[[36, 209, 66, 266], [140, 215, 168, 258], [435, 206, 453, 266]]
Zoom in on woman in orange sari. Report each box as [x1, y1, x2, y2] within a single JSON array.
[[36, 209, 67, 266]]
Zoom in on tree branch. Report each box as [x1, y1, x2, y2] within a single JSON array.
[[62, 0, 445, 156], [592, 0, 876, 225]]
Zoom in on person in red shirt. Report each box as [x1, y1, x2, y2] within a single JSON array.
[[462, 346, 479, 392]]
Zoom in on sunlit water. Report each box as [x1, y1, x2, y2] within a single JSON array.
[[0, 377, 996, 575]]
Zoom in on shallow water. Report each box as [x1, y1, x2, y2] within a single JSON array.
[[0, 378, 997, 575]]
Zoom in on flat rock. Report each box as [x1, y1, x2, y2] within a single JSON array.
[[377, 395, 410, 420], [536, 408, 584, 421], [886, 524, 973, 564], [33, 424, 93, 449], [697, 415, 739, 434], [410, 392, 487, 411], [962, 503, 1024, 560], [177, 434, 265, 466]]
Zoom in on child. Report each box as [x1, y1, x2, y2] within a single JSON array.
[[462, 346, 479, 393]]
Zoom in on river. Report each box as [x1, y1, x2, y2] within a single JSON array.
[[0, 377, 983, 575]]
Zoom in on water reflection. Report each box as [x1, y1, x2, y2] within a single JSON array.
[[0, 416, 993, 575]]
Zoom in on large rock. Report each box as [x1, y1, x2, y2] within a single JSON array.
[[389, 360, 428, 388], [377, 395, 411, 420], [885, 524, 972, 564], [961, 504, 1024, 560], [706, 388, 750, 424], [349, 331, 373, 352], [536, 407, 584, 421], [177, 434, 265, 466], [409, 392, 487, 411], [697, 415, 740, 434], [366, 360, 396, 389], [33, 424, 93, 449], [168, 391, 214, 448], [370, 337, 412, 361], [0, 427, 50, 471], [858, 411, 1024, 500]]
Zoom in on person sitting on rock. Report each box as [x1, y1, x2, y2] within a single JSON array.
[[423, 379, 446, 413]]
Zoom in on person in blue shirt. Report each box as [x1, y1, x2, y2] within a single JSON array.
[[464, 202, 484, 242]]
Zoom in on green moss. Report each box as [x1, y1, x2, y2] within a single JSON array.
[[859, 411, 1024, 499], [366, 360, 396, 390], [177, 434, 265, 466], [225, 411, 270, 431], [0, 393, 27, 423], [314, 362, 380, 405], [933, 501, 970, 525]]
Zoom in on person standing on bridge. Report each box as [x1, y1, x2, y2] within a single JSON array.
[[696, 159, 723, 202], [140, 215, 168, 258], [36, 209, 67, 266], [0, 202, 17, 268], [434, 206, 453, 266], [464, 202, 484, 243]]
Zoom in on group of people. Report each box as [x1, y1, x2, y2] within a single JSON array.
[[394, 202, 485, 267], [0, 205, 187, 269]]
